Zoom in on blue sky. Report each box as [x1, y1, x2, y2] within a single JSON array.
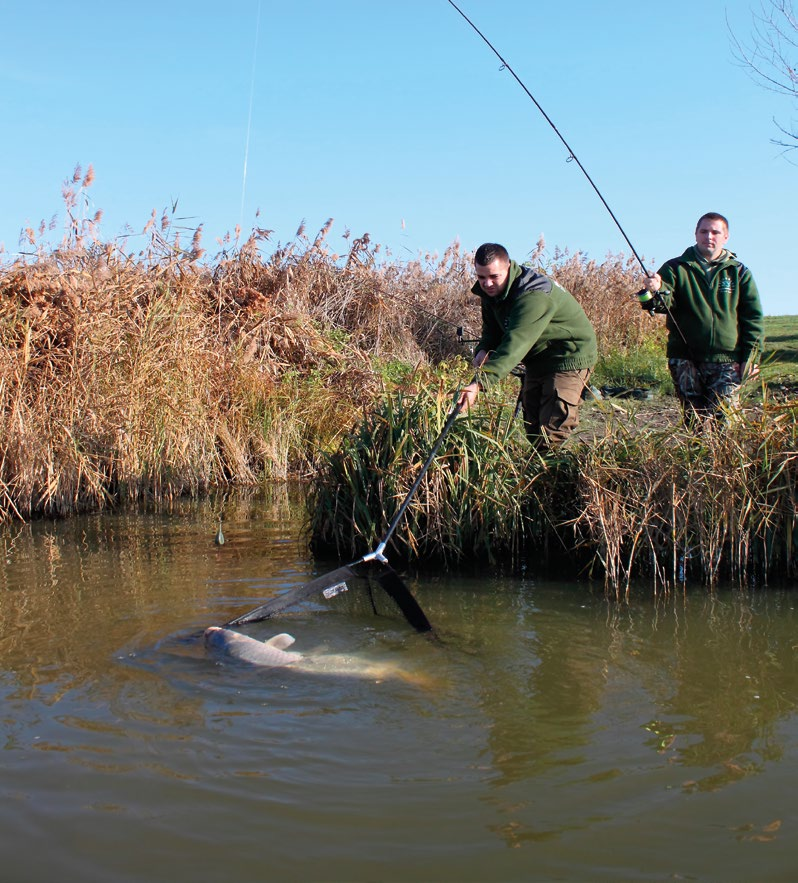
[[3, 1, 795, 314]]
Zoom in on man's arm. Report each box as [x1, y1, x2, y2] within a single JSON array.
[[737, 267, 765, 369], [477, 295, 554, 388]]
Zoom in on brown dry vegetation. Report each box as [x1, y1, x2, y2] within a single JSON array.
[[0, 167, 649, 524], [9, 169, 795, 591]]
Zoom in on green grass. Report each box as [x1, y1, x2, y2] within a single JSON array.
[[590, 315, 798, 396], [593, 336, 672, 391], [762, 315, 798, 389]]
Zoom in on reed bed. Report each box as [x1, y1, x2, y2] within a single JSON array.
[[0, 241, 380, 518], [308, 375, 552, 565], [5, 168, 796, 593], [578, 402, 798, 590], [309, 385, 798, 590], [0, 169, 650, 524]]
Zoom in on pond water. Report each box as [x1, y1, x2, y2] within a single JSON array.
[[2, 489, 797, 883]]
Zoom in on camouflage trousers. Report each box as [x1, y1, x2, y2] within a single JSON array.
[[668, 358, 742, 423]]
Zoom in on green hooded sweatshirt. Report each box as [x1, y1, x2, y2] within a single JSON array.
[[472, 261, 597, 387], [655, 246, 764, 364]]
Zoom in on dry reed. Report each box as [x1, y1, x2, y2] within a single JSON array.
[[568, 404, 798, 592], [8, 169, 794, 594], [2, 169, 651, 525]]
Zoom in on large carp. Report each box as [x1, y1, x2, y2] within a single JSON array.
[[204, 626, 433, 686]]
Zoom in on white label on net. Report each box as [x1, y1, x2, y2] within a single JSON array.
[[323, 581, 349, 599]]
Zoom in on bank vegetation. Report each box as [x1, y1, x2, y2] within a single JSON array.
[[2, 168, 795, 590]]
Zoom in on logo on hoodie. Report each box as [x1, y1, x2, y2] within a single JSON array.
[[719, 273, 733, 296]]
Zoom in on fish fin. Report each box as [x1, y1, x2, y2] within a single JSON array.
[[264, 633, 296, 650]]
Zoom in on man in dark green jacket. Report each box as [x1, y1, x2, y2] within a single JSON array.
[[639, 212, 764, 424], [458, 242, 597, 447]]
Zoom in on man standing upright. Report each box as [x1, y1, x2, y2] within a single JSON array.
[[639, 212, 764, 425], [458, 243, 597, 448]]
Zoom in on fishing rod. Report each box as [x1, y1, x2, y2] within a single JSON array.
[[444, 0, 694, 351], [446, 0, 647, 274]]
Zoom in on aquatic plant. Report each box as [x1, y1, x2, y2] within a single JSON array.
[[308, 374, 548, 565], [569, 400, 798, 593]]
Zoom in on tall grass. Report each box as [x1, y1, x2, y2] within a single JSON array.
[[8, 168, 796, 593], [570, 402, 798, 592], [308, 374, 552, 565], [1, 168, 649, 523], [310, 386, 798, 590]]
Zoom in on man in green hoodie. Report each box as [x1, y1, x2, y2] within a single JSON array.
[[638, 212, 764, 424], [458, 242, 597, 448]]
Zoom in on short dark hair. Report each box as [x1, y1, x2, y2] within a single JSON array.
[[474, 243, 510, 266], [696, 212, 729, 232]]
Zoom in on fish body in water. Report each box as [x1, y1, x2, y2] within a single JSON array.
[[205, 626, 302, 667], [204, 626, 432, 686]]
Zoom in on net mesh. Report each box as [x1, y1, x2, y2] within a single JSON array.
[[225, 561, 432, 633]]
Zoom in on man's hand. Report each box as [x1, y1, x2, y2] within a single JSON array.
[[640, 273, 662, 293], [457, 381, 480, 412]]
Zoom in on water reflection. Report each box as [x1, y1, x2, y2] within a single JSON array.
[[639, 593, 797, 791], [474, 586, 607, 786], [421, 577, 798, 852], [2, 493, 798, 882]]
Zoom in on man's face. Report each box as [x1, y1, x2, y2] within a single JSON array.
[[475, 258, 511, 297], [695, 218, 729, 261]]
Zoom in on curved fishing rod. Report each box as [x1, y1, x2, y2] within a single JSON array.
[[444, 0, 694, 355], [446, 0, 647, 274]]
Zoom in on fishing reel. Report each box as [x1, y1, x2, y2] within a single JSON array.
[[636, 289, 665, 314]]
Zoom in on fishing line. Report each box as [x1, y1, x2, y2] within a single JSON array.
[[239, 0, 263, 232], [445, 0, 695, 355], [445, 0, 648, 274]]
